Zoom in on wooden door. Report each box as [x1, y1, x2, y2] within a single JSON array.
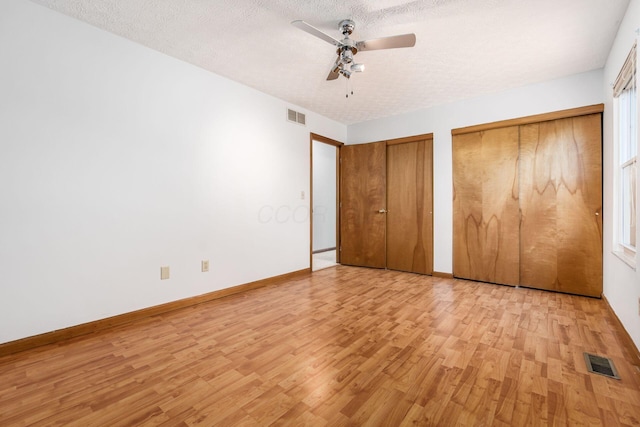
[[519, 114, 602, 296], [386, 139, 433, 274], [452, 127, 520, 285], [340, 142, 386, 268]]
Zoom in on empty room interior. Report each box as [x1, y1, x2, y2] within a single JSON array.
[[2, 0, 640, 425]]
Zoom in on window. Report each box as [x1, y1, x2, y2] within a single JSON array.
[[614, 43, 638, 265]]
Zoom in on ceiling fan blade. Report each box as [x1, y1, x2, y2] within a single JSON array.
[[291, 20, 341, 46], [356, 33, 416, 51], [327, 58, 341, 80]]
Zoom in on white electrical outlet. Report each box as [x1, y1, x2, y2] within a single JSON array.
[[202, 260, 209, 272], [160, 266, 170, 280]]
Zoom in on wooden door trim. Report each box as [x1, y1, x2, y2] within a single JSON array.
[[311, 133, 344, 147], [385, 133, 434, 146], [310, 134, 343, 268], [361, 133, 434, 146], [451, 104, 604, 136]]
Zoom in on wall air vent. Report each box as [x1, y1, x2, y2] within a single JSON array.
[[287, 108, 306, 126]]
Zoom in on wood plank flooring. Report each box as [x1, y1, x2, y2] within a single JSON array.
[[1, 266, 639, 426]]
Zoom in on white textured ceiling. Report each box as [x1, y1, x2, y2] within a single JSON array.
[[29, 0, 629, 125]]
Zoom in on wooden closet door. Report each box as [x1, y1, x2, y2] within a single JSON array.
[[519, 114, 602, 297], [386, 139, 433, 274], [340, 142, 386, 268], [452, 127, 520, 285]]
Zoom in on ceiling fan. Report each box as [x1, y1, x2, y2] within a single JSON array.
[[291, 19, 416, 81]]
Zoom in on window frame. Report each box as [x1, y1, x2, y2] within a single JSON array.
[[613, 42, 638, 268]]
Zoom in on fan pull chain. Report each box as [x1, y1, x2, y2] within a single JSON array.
[[345, 76, 354, 99]]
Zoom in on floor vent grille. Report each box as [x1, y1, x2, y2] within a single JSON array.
[[584, 352, 620, 379]]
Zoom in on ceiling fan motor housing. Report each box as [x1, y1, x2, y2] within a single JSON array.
[[340, 47, 355, 63], [339, 19, 355, 36]]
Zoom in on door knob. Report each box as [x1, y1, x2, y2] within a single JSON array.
[[378, 209, 388, 213]]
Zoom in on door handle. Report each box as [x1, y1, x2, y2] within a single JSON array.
[[378, 209, 388, 213]]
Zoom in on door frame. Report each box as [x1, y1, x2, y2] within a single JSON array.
[[310, 133, 343, 269]]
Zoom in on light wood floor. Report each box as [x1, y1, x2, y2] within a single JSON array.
[[1, 266, 640, 426]]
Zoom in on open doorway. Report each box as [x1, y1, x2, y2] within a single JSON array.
[[310, 134, 342, 271]]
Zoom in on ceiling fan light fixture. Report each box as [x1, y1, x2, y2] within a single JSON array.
[[351, 63, 365, 73]]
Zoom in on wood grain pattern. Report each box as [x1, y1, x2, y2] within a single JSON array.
[[0, 268, 310, 358], [453, 126, 520, 285], [384, 133, 434, 145], [386, 138, 433, 274], [340, 142, 386, 268], [452, 104, 604, 136], [1, 266, 638, 426], [519, 114, 603, 297]]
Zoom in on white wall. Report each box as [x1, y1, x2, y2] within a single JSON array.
[[0, 0, 346, 344], [5, 0, 636, 350], [348, 69, 604, 274], [602, 0, 640, 349], [312, 141, 337, 251]]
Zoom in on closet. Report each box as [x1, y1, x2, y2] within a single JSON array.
[[340, 134, 433, 275], [452, 105, 603, 297], [452, 125, 521, 285]]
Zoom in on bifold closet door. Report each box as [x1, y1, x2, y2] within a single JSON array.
[[386, 139, 433, 274], [519, 114, 602, 297], [452, 126, 520, 285], [340, 142, 386, 268]]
